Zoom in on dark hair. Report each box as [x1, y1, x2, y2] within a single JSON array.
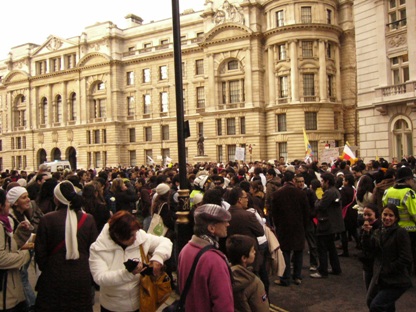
[[383, 168, 396, 180], [357, 175, 374, 202], [283, 171, 295, 183], [36, 173, 48, 182], [364, 203, 380, 219], [321, 173, 335, 186], [202, 189, 223, 206], [343, 174, 355, 186], [0, 189, 6, 210], [82, 184, 99, 214], [36, 178, 58, 204], [382, 203, 400, 222], [56, 181, 83, 211], [226, 234, 256, 265], [109, 211, 140, 243], [267, 168, 276, 177], [250, 180, 263, 193], [310, 179, 321, 190], [228, 187, 244, 205]]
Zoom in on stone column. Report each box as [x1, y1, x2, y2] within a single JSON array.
[[290, 40, 299, 102], [319, 40, 327, 102], [268, 46, 276, 106]]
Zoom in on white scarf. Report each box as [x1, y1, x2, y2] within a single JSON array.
[[54, 181, 79, 260]]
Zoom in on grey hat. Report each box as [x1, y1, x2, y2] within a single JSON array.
[[156, 183, 170, 195], [194, 204, 231, 224]]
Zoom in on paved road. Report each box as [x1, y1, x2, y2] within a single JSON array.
[[267, 245, 416, 312], [29, 243, 416, 311]]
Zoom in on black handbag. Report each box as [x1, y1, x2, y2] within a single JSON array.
[[162, 245, 214, 312]]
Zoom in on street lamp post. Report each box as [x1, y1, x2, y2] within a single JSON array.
[[171, 0, 192, 260]]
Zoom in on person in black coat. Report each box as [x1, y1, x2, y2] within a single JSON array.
[[272, 171, 309, 286], [362, 204, 413, 311], [311, 173, 345, 278]]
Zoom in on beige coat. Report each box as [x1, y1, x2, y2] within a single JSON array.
[[0, 222, 30, 310]]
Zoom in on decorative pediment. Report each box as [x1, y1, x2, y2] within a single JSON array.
[[32, 36, 78, 56], [3, 70, 29, 84], [204, 23, 252, 43], [78, 53, 111, 67]]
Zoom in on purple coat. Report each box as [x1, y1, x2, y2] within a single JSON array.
[[178, 236, 234, 312]]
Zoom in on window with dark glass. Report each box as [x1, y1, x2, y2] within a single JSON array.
[[305, 112, 317, 130], [277, 114, 287, 132]]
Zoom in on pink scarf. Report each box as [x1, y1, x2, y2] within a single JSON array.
[[0, 215, 13, 233]]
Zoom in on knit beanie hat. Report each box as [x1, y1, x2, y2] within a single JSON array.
[[6, 186, 28, 206], [156, 183, 170, 195], [396, 166, 414, 182]]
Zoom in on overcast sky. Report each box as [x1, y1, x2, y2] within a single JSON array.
[[0, 0, 205, 60]]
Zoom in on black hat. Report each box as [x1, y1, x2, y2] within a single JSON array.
[[396, 166, 414, 182]]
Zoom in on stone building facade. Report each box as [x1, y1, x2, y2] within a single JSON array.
[[0, 0, 356, 171], [355, 0, 415, 161]]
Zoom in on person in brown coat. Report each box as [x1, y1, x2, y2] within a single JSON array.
[[35, 181, 98, 312], [272, 171, 309, 286]]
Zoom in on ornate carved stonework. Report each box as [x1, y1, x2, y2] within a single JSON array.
[[388, 35, 406, 48], [46, 38, 63, 51], [214, 0, 244, 25], [38, 133, 44, 144], [52, 131, 58, 143], [67, 130, 73, 142]]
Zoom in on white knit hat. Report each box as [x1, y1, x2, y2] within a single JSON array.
[[156, 183, 170, 195], [6, 186, 28, 206]]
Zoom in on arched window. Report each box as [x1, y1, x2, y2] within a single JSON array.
[[219, 59, 245, 107], [392, 117, 413, 158], [91, 81, 106, 120], [55, 95, 62, 123]]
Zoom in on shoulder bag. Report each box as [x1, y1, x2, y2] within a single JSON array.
[[147, 203, 168, 236], [163, 245, 214, 312], [138, 244, 172, 312]]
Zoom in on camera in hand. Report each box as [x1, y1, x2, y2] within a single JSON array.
[[124, 259, 140, 273], [140, 263, 153, 276]]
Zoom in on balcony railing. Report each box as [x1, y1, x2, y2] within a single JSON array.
[[382, 83, 406, 96]]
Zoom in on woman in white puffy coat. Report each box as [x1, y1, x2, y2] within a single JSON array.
[[89, 210, 172, 312]]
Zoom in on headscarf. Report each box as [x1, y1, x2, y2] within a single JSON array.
[[54, 181, 79, 260]]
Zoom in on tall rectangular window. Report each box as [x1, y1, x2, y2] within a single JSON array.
[[326, 42, 332, 58], [227, 118, 236, 135], [303, 74, 315, 97], [278, 44, 286, 60], [196, 87, 205, 108], [143, 94, 151, 114], [229, 80, 240, 103], [278, 142, 288, 161], [328, 75, 335, 99], [162, 125, 169, 140], [305, 112, 317, 130], [279, 76, 288, 98], [302, 41, 313, 58], [127, 96, 135, 116], [145, 150, 153, 165], [277, 114, 287, 132], [159, 65, 168, 80], [326, 9, 332, 24], [93, 130, 100, 144], [217, 145, 223, 163], [217, 119, 223, 136], [391, 54, 409, 85], [127, 71, 134, 85], [227, 145, 236, 161], [144, 127, 152, 141], [197, 122, 204, 137], [86, 131, 91, 144], [195, 59, 204, 75], [129, 151, 137, 166], [143, 68, 151, 83], [160, 92, 168, 113], [301, 6, 312, 23], [129, 128, 136, 142], [221, 80, 244, 104], [310, 141, 318, 159], [94, 152, 101, 168], [276, 10, 285, 26], [240, 117, 246, 134], [102, 129, 107, 143], [388, 0, 407, 30], [334, 111, 340, 130]]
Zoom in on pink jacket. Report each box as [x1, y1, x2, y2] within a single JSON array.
[[178, 236, 234, 312]]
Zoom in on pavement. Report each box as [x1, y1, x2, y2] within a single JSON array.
[[28, 242, 416, 311]]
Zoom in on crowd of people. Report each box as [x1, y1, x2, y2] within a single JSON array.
[[0, 155, 414, 311]]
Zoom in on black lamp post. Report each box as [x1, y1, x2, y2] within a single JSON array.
[[171, 0, 192, 259]]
